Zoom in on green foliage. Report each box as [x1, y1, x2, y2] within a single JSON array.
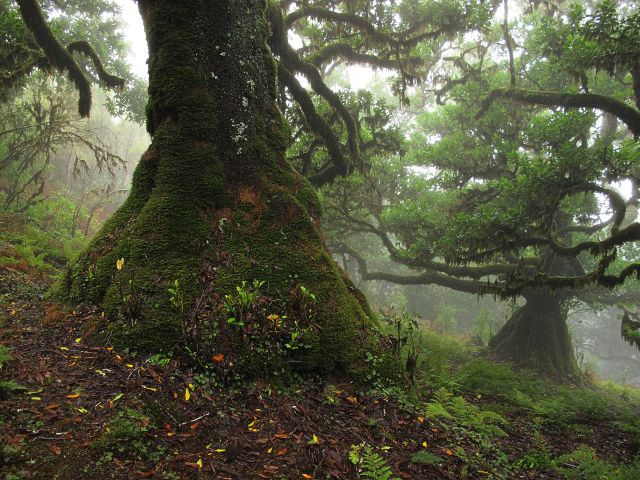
[[516, 450, 553, 471], [0, 346, 11, 369], [349, 443, 400, 480], [554, 445, 640, 480], [409, 450, 443, 466], [92, 408, 160, 460], [167, 279, 184, 315], [425, 387, 508, 439], [146, 353, 172, 367], [0, 346, 23, 397]]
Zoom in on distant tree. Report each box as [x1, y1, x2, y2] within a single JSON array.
[[329, 0, 640, 376]]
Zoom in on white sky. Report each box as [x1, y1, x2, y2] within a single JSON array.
[[115, 0, 148, 78]]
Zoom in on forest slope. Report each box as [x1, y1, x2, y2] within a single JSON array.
[[1, 252, 640, 479]]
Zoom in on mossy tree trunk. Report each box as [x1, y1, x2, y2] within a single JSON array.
[[489, 287, 578, 377], [61, 0, 376, 376]]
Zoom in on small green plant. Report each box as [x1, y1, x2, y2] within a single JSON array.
[[349, 443, 400, 480], [410, 450, 443, 466], [0, 346, 24, 398], [93, 409, 154, 459], [554, 445, 640, 480], [516, 450, 552, 471], [425, 387, 508, 438], [146, 353, 171, 367], [224, 279, 265, 327], [0, 346, 11, 369], [167, 279, 184, 314]]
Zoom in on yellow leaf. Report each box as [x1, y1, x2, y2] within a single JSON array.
[[478, 471, 490, 475], [303, 475, 313, 479], [74, 338, 82, 343], [59, 346, 69, 351], [307, 434, 319, 445], [417, 416, 425, 423], [267, 447, 273, 454], [126, 364, 134, 368], [142, 386, 158, 392], [66, 394, 81, 399], [116, 258, 125, 271], [422, 441, 428, 448], [31, 397, 42, 401], [196, 458, 203, 469], [184, 388, 191, 401], [214, 448, 225, 453]]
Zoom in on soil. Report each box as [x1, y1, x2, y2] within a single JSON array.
[[1, 266, 637, 479]]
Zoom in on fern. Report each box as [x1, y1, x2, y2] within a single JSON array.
[[410, 450, 443, 465], [0, 346, 11, 369], [350, 444, 400, 480]]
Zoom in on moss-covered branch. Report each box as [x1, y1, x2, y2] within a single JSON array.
[[477, 88, 640, 136], [66, 41, 125, 89], [278, 63, 349, 184], [269, 5, 360, 169], [15, 0, 123, 117], [286, 6, 449, 50]]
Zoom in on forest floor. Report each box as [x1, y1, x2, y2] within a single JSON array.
[[1, 262, 640, 479]]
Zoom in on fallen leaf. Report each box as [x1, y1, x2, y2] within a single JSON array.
[[346, 396, 357, 404], [274, 433, 289, 439], [213, 353, 225, 363], [50, 445, 62, 455], [190, 422, 199, 430], [116, 258, 124, 270], [442, 448, 454, 456], [66, 394, 80, 399], [422, 441, 428, 448], [302, 475, 313, 479], [307, 434, 319, 445], [277, 448, 288, 456], [184, 388, 191, 401]]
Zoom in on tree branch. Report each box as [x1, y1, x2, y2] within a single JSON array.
[[477, 88, 640, 137]]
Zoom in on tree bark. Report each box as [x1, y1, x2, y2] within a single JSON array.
[[489, 287, 578, 376], [60, 0, 376, 376]]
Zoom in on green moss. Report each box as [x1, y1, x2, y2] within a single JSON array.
[[58, 0, 387, 379]]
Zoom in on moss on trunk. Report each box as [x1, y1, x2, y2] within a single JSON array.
[[59, 0, 388, 379], [489, 288, 578, 377]]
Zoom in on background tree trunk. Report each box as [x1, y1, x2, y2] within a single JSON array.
[[60, 0, 378, 376], [489, 287, 578, 376]]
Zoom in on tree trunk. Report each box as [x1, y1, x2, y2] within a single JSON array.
[[489, 287, 578, 376], [60, 0, 377, 377]]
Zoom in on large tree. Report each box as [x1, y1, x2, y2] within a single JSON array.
[[9, 0, 496, 376], [327, 0, 640, 376]]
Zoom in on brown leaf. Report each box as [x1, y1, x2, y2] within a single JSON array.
[[50, 445, 62, 455]]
